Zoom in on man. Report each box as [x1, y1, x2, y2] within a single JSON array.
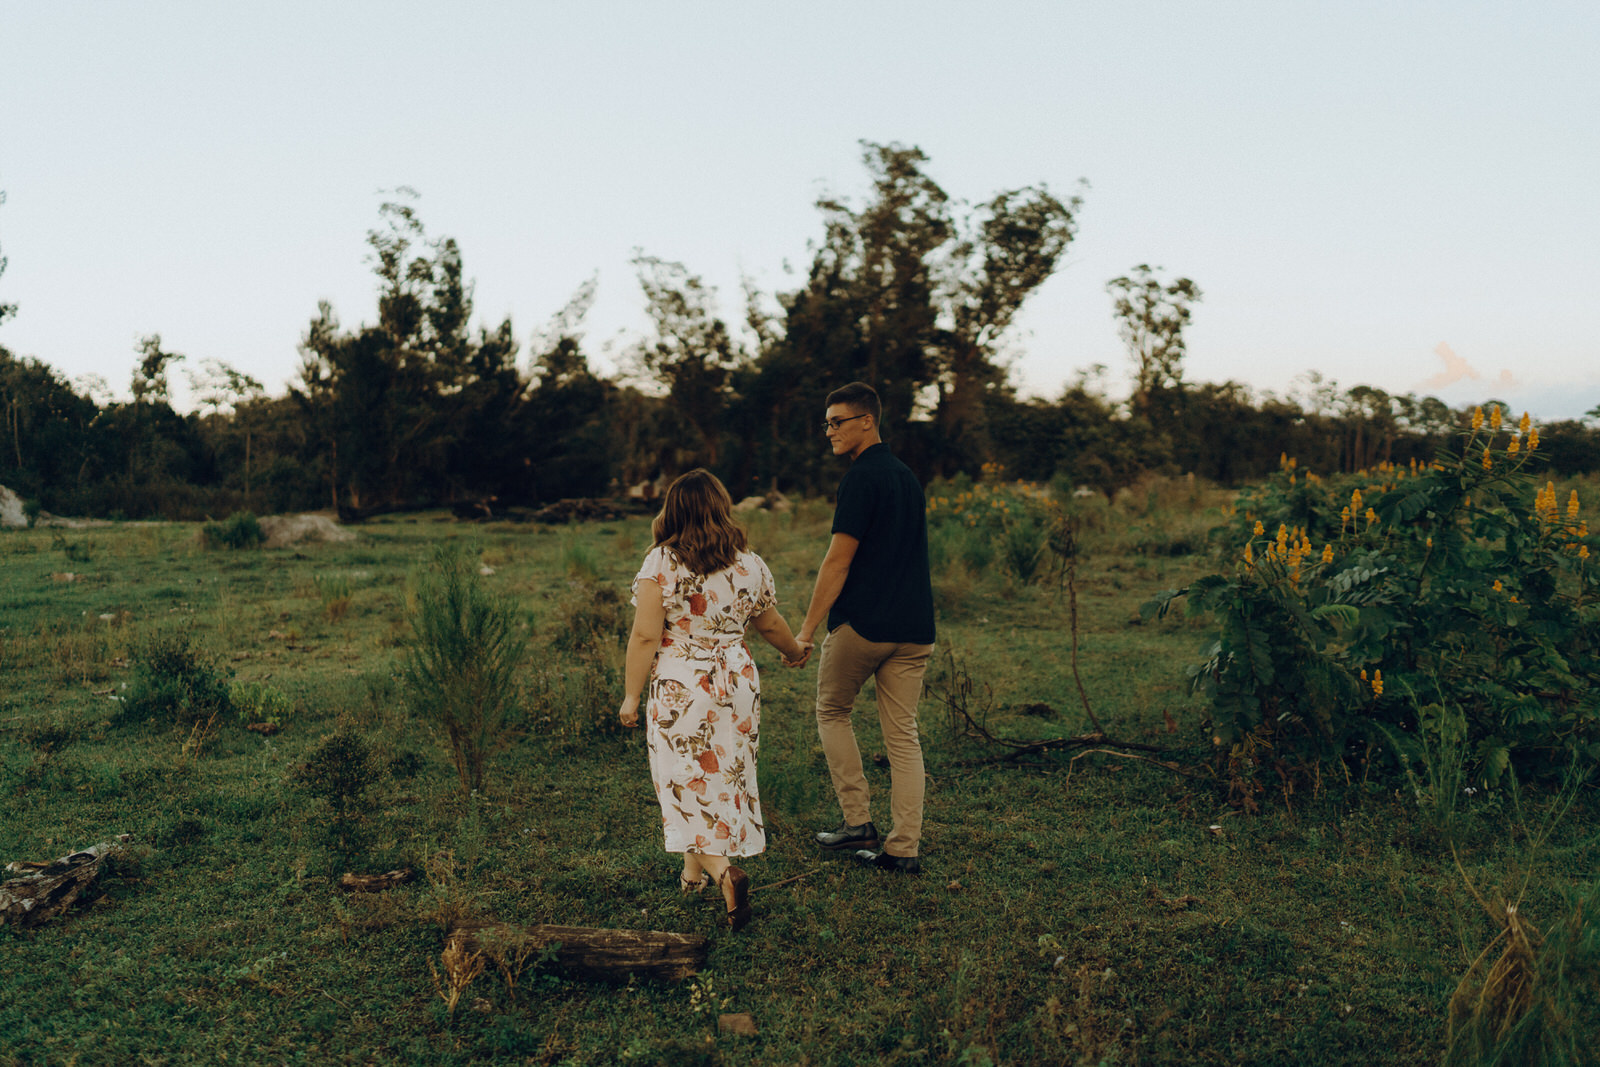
[[795, 382, 936, 874]]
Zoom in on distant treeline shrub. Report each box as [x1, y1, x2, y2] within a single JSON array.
[[8, 155, 1600, 525], [201, 511, 263, 549]]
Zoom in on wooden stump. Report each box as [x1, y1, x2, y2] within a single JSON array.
[[1, 834, 132, 929], [448, 920, 708, 984]]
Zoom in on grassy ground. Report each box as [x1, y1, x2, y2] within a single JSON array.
[[1, 494, 1595, 1065]]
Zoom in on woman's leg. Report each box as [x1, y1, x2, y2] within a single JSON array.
[[680, 852, 707, 889], [696, 853, 730, 883]]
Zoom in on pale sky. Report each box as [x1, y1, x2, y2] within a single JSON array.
[[2, 1, 1597, 420]]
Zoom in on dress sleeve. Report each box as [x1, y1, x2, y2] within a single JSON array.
[[752, 553, 776, 616], [631, 546, 678, 606]]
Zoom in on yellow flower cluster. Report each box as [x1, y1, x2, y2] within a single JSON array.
[[1535, 482, 1561, 525], [1249, 524, 1319, 583], [1359, 668, 1384, 696], [1506, 412, 1537, 454], [1482, 447, 1493, 471], [1489, 404, 1503, 430], [1472, 406, 1484, 430]]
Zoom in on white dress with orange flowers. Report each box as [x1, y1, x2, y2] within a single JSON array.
[[631, 546, 774, 857]]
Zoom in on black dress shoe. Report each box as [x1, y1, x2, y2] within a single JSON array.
[[814, 820, 880, 850], [854, 849, 922, 874]]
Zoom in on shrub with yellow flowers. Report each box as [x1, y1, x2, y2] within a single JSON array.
[[925, 463, 1062, 584], [1145, 408, 1599, 791]]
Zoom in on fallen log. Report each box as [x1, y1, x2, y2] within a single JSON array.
[[1, 834, 133, 929], [448, 920, 707, 984]]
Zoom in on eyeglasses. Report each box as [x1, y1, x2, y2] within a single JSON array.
[[822, 414, 870, 433]]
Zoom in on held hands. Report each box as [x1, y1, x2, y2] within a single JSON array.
[[618, 693, 641, 728], [782, 638, 814, 669]]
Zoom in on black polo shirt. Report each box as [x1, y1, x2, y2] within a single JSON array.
[[828, 443, 936, 645]]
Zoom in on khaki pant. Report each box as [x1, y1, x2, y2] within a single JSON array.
[[815, 624, 934, 857]]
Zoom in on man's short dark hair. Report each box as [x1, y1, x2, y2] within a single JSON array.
[[826, 381, 881, 422]]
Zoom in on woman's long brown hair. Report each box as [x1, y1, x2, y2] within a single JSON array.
[[651, 469, 748, 577]]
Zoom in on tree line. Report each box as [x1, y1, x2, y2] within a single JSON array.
[[3, 147, 1598, 521]]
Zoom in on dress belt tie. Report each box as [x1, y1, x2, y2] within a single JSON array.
[[678, 636, 745, 701]]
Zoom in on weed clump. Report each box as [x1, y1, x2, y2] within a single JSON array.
[[231, 680, 293, 729], [525, 581, 627, 741], [550, 582, 629, 655], [200, 511, 264, 550], [120, 630, 233, 726], [313, 572, 353, 620]]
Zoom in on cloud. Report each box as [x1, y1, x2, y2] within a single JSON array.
[[1419, 342, 1518, 391]]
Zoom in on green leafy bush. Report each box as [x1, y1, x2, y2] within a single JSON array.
[[293, 723, 382, 820], [403, 548, 528, 793], [1151, 409, 1600, 793], [120, 630, 233, 725], [293, 721, 383, 860], [201, 511, 264, 550]]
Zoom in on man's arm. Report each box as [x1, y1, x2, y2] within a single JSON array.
[[797, 532, 859, 646]]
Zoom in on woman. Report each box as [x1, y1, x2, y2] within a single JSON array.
[[619, 469, 807, 931]]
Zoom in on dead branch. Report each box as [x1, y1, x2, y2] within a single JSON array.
[[931, 645, 1184, 771], [338, 868, 414, 893], [1067, 747, 1204, 779], [753, 868, 820, 893]]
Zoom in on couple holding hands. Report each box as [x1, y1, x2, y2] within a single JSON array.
[[617, 382, 936, 931]]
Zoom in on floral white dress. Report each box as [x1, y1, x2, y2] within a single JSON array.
[[631, 546, 775, 857]]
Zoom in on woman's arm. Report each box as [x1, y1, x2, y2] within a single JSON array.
[[750, 605, 806, 664], [619, 578, 666, 727]]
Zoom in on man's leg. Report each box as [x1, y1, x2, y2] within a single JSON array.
[[874, 642, 934, 858], [815, 624, 889, 826]]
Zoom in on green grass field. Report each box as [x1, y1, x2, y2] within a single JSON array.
[[2, 497, 1595, 1066]]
